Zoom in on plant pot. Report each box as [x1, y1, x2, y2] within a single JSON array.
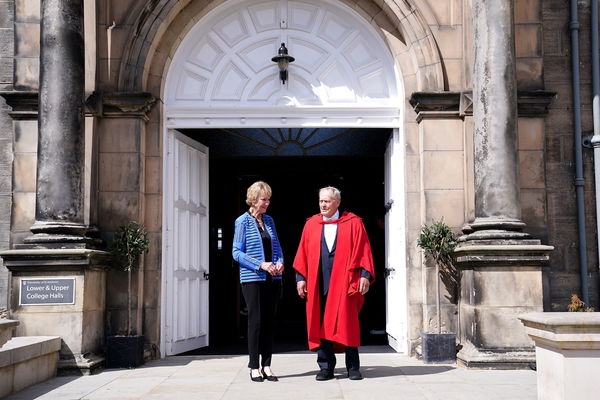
[[106, 335, 144, 368], [421, 332, 456, 363]]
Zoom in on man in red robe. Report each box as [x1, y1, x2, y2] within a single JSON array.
[[293, 186, 375, 381]]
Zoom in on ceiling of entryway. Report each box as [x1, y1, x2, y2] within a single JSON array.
[[184, 127, 392, 156]]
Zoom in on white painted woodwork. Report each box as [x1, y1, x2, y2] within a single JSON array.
[[385, 128, 408, 353], [162, 0, 408, 355], [165, 0, 400, 128], [162, 130, 210, 356]]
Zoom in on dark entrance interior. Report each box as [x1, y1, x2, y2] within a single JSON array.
[[180, 127, 391, 354]]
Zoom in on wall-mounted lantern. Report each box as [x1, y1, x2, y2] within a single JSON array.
[[271, 42, 295, 84]]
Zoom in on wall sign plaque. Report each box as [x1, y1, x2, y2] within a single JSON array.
[[20, 278, 76, 305]]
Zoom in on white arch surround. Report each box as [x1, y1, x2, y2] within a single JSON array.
[[164, 0, 402, 127]]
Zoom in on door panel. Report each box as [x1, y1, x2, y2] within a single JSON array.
[[163, 130, 209, 355], [385, 128, 408, 353]]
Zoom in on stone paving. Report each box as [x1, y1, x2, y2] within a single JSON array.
[[4, 347, 537, 400]]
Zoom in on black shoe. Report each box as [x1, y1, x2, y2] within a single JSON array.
[[261, 368, 278, 382], [348, 370, 363, 380], [250, 371, 264, 382], [316, 369, 334, 381]]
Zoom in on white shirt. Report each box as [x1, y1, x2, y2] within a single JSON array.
[[323, 210, 339, 252]]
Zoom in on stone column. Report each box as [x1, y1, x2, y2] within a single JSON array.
[[471, 0, 521, 231], [31, 0, 87, 241], [454, 0, 553, 368]]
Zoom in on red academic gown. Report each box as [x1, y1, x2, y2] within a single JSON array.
[[293, 211, 375, 351]]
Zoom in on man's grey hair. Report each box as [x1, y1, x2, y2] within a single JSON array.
[[319, 186, 341, 201]]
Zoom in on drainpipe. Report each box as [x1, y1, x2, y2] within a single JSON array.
[[570, 0, 589, 305], [591, 0, 600, 305]]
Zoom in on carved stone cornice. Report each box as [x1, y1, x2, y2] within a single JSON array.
[[0, 91, 39, 120], [86, 91, 157, 121], [409, 90, 556, 121]]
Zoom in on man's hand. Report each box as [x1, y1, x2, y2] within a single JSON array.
[[359, 277, 370, 295], [297, 281, 307, 299]]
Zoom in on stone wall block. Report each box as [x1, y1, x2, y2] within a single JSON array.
[[98, 119, 140, 153], [16, 0, 41, 22], [14, 58, 38, 90], [405, 154, 419, 193], [515, 25, 542, 57], [0, 30, 14, 58], [0, 2, 14, 27], [468, 267, 544, 307], [404, 122, 419, 155], [14, 23, 40, 57], [443, 59, 465, 90], [515, 0, 541, 23], [142, 269, 160, 310], [143, 303, 159, 346], [520, 188, 547, 226], [12, 153, 36, 192], [422, 303, 458, 334], [517, 118, 544, 150], [434, 26, 464, 60], [144, 156, 161, 194], [518, 150, 545, 189], [516, 58, 544, 89], [14, 120, 37, 152], [0, 59, 14, 86], [406, 192, 420, 231], [144, 194, 162, 232], [11, 192, 34, 231], [422, 119, 463, 151], [0, 139, 11, 164], [97, 191, 141, 231], [423, 190, 465, 227], [460, 305, 535, 349], [144, 232, 161, 269], [98, 153, 141, 192], [423, 151, 464, 189]]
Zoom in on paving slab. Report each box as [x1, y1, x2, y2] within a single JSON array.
[[3, 346, 537, 400]]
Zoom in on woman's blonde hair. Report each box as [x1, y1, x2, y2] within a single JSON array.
[[246, 181, 272, 206]]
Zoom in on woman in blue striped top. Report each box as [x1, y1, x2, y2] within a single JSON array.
[[233, 181, 284, 382]]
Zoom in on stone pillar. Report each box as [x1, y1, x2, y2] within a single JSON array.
[[454, 0, 554, 368], [0, 1, 110, 374], [471, 0, 521, 230], [31, 0, 87, 242]]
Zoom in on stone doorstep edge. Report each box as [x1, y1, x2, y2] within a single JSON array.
[[0, 336, 61, 368]]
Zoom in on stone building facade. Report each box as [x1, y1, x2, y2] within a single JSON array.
[[0, 0, 598, 367]]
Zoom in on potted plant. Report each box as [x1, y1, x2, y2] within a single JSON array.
[[417, 220, 458, 363], [106, 221, 150, 368]]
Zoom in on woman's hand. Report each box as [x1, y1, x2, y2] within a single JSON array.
[[275, 261, 284, 275], [260, 262, 278, 276]]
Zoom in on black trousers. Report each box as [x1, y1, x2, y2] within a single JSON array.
[[317, 292, 360, 372], [241, 277, 280, 369]]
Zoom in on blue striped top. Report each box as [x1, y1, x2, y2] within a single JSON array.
[[233, 212, 284, 283]]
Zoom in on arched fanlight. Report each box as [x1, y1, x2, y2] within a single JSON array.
[[271, 42, 295, 84]]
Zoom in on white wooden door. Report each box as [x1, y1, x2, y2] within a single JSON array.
[[162, 130, 209, 355], [384, 128, 408, 353]]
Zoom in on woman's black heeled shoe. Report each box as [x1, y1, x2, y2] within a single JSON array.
[[261, 368, 279, 382], [250, 371, 264, 382]]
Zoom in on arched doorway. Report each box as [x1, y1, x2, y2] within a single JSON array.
[[161, 0, 407, 356]]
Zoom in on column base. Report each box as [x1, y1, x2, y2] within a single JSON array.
[[20, 222, 103, 249], [455, 221, 553, 369], [457, 342, 536, 370], [57, 354, 105, 376]]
